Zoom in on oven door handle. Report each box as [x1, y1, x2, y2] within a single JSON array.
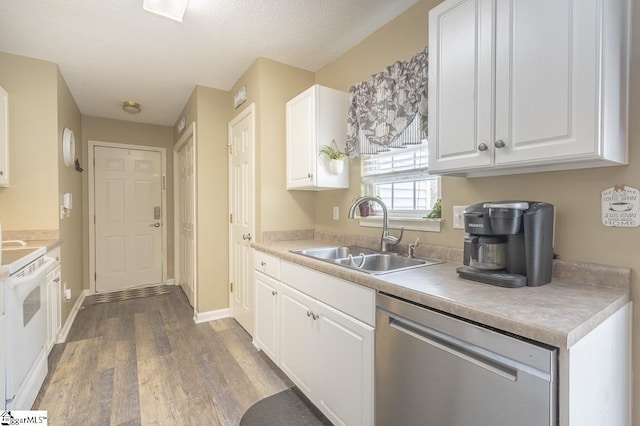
[[4, 257, 56, 291]]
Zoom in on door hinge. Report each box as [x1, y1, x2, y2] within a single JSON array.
[[94, 272, 97, 281], [162, 175, 166, 190], [93, 214, 96, 224], [230, 282, 234, 292], [229, 213, 233, 224]]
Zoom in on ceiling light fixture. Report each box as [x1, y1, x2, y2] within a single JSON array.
[[143, 0, 189, 22], [122, 101, 142, 114]]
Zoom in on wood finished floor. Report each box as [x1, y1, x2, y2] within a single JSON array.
[[34, 286, 293, 426]]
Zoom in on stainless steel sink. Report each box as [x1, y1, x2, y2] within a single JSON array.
[[291, 246, 443, 274], [292, 246, 377, 260]]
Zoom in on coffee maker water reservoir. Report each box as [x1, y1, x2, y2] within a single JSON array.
[[457, 201, 555, 287]]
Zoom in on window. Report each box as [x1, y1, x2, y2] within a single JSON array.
[[360, 141, 441, 230]]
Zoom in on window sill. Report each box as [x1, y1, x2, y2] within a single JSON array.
[[358, 216, 442, 232]]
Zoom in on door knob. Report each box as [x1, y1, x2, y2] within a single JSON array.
[[242, 233, 252, 241], [478, 143, 488, 152], [149, 222, 161, 227], [495, 140, 506, 148]]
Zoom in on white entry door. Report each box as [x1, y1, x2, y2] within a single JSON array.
[[229, 105, 255, 334], [176, 131, 195, 307], [94, 146, 163, 292]]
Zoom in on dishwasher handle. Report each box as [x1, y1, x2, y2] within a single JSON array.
[[387, 312, 519, 382]]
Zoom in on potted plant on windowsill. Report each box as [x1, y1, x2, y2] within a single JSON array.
[[319, 140, 346, 175], [353, 196, 380, 217]]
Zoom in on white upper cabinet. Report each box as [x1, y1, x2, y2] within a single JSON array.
[[0, 86, 9, 187], [428, 0, 631, 177], [286, 84, 349, 190]]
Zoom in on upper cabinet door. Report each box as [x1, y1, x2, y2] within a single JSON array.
[[494, 0, 597, 166], [428, 0, 630, 177], [0, 86, 9, 187], [286, 88, 317, 188], [428, 0, 494, 173]]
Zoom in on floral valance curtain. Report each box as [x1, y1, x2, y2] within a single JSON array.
[[345, 47, 428, 157]]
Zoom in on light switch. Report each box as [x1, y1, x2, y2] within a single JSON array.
[[333, 206, 340, 221]]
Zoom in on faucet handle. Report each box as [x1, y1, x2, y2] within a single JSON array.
[[384, 227, 404, 245]]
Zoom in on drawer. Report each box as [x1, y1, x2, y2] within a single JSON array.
[[254, 251, 280, 279], [281, 260, 375, 326]]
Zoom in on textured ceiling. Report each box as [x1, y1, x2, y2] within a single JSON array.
[[0, 0, 420, 126]]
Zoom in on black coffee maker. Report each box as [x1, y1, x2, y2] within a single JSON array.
[[456, 201, 555, 288]]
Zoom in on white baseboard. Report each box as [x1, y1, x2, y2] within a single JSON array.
[[56, 289, 90, 344], [193, 308, 231, 324], [165, 278, 175, 285]]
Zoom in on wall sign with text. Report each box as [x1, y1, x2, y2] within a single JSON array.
[[601, 184, 639, 227]]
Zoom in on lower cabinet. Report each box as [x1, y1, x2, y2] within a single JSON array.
[[46, 248, 61, 353], [253, 254, 375, 426], [254, 271, 280, 362], [279, 282, 374, 426], [279, 263, 375, 425]]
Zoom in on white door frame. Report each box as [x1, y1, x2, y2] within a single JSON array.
[[173, 123, 197, 316], [88, 140, 168, 294], [228, 103, 256, 330]]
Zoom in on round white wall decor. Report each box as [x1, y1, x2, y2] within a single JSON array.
[[62, 127, 75, 167]]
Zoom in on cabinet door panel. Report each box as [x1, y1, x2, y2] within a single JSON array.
[[286, 90, 316, 188], [428, 0, 494, 172], [254, 272, 279, 362], [279, 284, 315, 397], [315, 302, 374, 426], [495, 0, 598, 165]]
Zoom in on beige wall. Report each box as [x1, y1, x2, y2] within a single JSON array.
[[174, 85, 231, 313], [315, 0, 640, 423], [195, 86, 230, 313], [81, 115, 175, 288], [229, 58, 316, 241], [0, 52, 84, 327], [0, 52, 59, 229], [56, 69, 83, 325]]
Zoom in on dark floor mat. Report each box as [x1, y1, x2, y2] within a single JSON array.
[[240, 387, 332, 426]]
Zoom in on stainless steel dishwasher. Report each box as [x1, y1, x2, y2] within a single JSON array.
[[376, 293, 557, 426]]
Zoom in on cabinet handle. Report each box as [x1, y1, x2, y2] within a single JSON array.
[[495, 140, 506, 148], [307, 310, 319, 320], [242, 233, 252, 241], [271, 290, 277, 296], [261, 261, 267, 267], [54, 278, 60, 283], [307, 310, 312, 317], [307, 173, 313, 179], [478, 143, 488, 152]]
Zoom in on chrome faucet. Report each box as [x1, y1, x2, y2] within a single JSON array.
[[348, 196, 404, 252]]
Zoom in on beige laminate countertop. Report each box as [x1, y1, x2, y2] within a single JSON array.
[[254, 239, 630, 350], [7, 239, 62, 252]]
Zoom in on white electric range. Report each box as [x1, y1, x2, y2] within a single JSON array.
[[1, 245, 53, 410]]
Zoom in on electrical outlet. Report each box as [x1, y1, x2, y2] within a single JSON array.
[[333, 206, 340, 221], [63, 283, 71, 301], [453, 206, 468, 229]]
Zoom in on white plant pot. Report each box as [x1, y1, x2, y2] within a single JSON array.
[[328, 158, 344, 175]]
